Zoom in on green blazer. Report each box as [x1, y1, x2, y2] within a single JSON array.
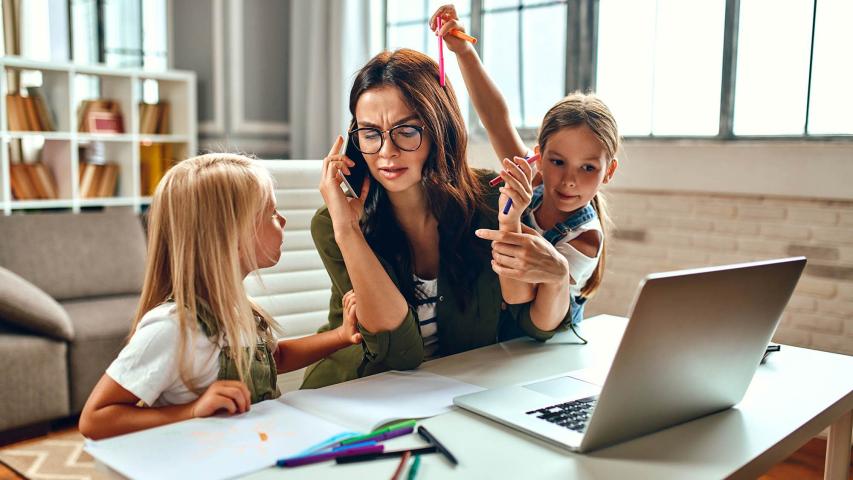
[[301, 170, 571, 389]]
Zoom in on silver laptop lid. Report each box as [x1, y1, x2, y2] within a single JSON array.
[[580, 257, 806, 452]]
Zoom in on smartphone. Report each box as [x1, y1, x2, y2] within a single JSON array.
[[339, 133, 367, 199]]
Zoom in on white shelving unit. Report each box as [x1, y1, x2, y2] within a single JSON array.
[[0, 56, 197, 215]]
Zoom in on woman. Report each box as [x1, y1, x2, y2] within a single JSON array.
[[303, 49, 572, 389]]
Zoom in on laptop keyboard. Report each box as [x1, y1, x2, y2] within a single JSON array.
[[526, 396, 598, 432]]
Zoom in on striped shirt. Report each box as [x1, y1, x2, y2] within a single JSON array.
[[414, 276, 439, 359]]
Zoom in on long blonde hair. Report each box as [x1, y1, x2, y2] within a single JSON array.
[[133, 153, 278, 392], [538, 92, 620, 299]]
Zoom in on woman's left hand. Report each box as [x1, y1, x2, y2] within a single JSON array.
[[337, 290, 363, 345], [475, 226, 569, 285]]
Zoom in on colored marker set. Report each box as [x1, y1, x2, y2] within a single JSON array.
[[276, 420, 458, 473]]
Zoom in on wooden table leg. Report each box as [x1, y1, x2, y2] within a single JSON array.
[[824, 410, 852, 480]]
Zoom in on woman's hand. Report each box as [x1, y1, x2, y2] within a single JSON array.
[[319, 136, 370, 235], [337, 290, 364, 345], [190, 380, 251, 418], [429, 4, 475, 55], [497, 156, 535, 227], [475, 227, 570, 285]]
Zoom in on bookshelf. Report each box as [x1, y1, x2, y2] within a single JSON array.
[[0, 56, 197, 215]]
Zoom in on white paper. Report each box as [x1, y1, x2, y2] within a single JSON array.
[[282, 370, 486, 432], [84, 401, 347, 480]]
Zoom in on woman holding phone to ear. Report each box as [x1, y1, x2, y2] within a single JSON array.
[[304, 49, 572, 389]]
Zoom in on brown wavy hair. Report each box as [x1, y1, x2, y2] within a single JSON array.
[[348, 48, 488, 307]]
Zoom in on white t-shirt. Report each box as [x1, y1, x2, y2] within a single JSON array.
[[414, 276, 439, 360], [527, 210, 603, 300], [106, 302, 224, 407]]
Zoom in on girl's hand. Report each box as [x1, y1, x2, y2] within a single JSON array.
[[498, 156, 535, 226], [338, 290, 364, 345], [319, 136, 370, 234], [190, 380, 251, 418], [475, 228, 570, 285], [429, 4, 475, 55]]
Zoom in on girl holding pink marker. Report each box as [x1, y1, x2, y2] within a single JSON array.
[[432, 4, 621, 326]]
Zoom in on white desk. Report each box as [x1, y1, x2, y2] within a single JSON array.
[[243, 314, 853, 480]]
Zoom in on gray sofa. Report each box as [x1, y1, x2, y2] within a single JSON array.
[[0, 211, 146, 432]]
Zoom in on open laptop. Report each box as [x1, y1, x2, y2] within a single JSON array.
[[454, 257, 806, 453]]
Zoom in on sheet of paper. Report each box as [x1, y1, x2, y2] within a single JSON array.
[[84, 401, 347, 480], [282, 370, 486, 432]]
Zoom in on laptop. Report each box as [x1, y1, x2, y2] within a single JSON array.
[[454, 257, 806, 453]]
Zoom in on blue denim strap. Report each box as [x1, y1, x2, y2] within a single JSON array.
[[524, 185, 598, 246]]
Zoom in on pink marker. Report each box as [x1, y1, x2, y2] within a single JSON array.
[[438, 17, 445, 87]]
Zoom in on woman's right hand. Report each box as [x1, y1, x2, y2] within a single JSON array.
[[319, 136, 370, 234], [190, 380, 251, 418], [430, 4, 475, 55]]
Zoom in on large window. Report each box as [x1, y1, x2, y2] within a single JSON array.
[[385, 0, 851, 139], [386, 0, 472, 127]]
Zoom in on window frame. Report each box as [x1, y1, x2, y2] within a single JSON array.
[[384, 0, 853, 142]]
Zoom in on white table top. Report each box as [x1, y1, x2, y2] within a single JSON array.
[[243, 314, 853, 479]]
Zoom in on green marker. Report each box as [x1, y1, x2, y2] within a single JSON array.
[[407, 454, 422, 480], [339, 420, 417, 445]]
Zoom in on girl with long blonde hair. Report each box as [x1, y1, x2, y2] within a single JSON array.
[[80, 154, 361, 440]]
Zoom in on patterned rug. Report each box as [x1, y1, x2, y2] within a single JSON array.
[[0, 430, 110, 480]]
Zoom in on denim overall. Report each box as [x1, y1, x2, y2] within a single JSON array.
[[523, 185, 598, 325], [195, 302, 281, 403]]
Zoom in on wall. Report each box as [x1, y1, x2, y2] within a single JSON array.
[[170, 0, 290, 157]]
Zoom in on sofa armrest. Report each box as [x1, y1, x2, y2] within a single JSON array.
[[0, 267, 74, 341]]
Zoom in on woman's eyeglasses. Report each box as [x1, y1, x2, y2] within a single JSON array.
[[348, 124, 424, 155]]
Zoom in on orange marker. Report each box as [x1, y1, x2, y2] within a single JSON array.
[[450, 29, 477, 44]]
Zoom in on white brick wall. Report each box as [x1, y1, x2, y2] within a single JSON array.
[[586, 189, 853, 355]]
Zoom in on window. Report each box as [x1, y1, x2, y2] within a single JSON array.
[[386, 0, 472, 126], [482, 0, 567, 128], [597, 0, 725, 136], [385, 0, 851, 139]]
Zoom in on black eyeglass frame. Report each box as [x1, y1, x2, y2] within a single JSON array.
[[348, 124, 425, 155]]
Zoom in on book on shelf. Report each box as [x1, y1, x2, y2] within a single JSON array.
[[78, 99, 124, 133], [9, 161, 58, 200], [79, 162, 119, 199], [140, 143, 163, 196], [26, 86, 56, 131], [5, 91, 55, 131], [139, 101, 171, 134]]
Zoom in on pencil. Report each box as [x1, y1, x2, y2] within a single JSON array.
[[438, 17, 446, 87], [450, 29, 477, 44], [391, 451, 412, 480]]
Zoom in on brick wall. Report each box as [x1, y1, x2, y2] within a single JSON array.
[[585, 189, 853, 355]]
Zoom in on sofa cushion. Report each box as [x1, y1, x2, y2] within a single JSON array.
[[0, 211, 146, 301], [0, 325, 70, 430], [0, 267, 74, 341], [61, 294, 139, 413]]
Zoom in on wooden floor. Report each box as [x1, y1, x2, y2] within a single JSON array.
[[0, 432, 849, 479]]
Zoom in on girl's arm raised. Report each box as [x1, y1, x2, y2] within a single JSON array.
[[430, 5, 527, 163]]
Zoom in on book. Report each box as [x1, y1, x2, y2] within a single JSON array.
[[9, 163, 34, 200], [156, 101, 170, 134], [27, 86, 55, 131], [23, 163, 48, 198], [139, 143, 163, 196], [78, 99, 124, 133], [84, 370, 482, 480], [22, 95, 41, 131], [32, 162, 58, 199], [6, 94, 25, 131], [96, 163, 119, 197], [78, 162, 103, 198]]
